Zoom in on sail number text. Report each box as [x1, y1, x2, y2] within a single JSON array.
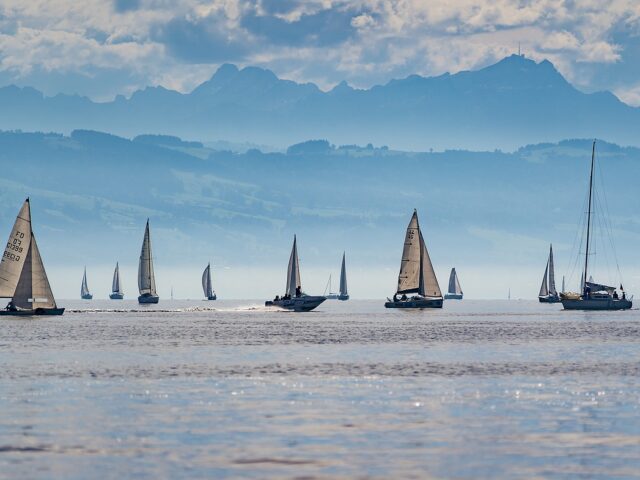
[[3, 231, 25, 262]]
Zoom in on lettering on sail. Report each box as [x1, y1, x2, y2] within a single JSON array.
[[3, 231, 25, 262]]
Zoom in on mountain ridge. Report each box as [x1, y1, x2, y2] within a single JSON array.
[[0, 55, 637, 150]]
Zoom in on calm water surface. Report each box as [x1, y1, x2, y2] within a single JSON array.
[[1, 299, 639, 479]]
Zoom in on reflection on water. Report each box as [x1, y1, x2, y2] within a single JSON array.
[[1, 300, 639, 478]]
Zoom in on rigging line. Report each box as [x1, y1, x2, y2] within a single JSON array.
[[594, 146, 625, 285]]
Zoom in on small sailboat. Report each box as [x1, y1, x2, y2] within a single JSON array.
[[538, 244, 560, 303], [265, 235, 326, 312], [80, 267, 93, 300], [137, 219, 159, 304], [385, 209, 443, 309], [110, 262, 124, 299], [561, 141, 631, 310], [444, 267, 463, 300], [0, 198, 64, 316], [324, 252, 349, 300], [202, 262, 217, 300]]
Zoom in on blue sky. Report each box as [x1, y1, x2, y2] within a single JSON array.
[[1, 1, 640, 103]]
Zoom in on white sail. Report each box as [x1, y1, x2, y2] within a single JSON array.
[[548, 244, 557, 295], [13, 234, 56, 310], [138, 220, 157, 295], [339, 252, 348, 296], [0, 199, 31, 298], [418, 231, 442, 297], [447, 268, 462, 295], [562, 276, 565, 293], [539, 261, 549, 297], [112, 262, 121, 294], [81, 267, 90, 297], [202, 263, 214, 298], [286, 235, 301, 297], [397, 211, 421, 294]]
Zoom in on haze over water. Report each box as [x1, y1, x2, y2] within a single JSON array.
[[2, 300, 639, 478]]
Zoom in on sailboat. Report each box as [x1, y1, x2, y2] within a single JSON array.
[[110, 262, 124, 299], [385, 209, 443, 309], [0, 198, 64, 316], [538, 244, 560, 303], [137, 219, 159, 304], [324, 252, 349, 300], [80, 267, 93, 299], [444, 267, 463, 300], [265, 235, 326, 311], [561, 141, 632, 310], [202, 262, 217, 300]]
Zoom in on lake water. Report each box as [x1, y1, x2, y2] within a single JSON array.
[[1, 299, 639, 479]]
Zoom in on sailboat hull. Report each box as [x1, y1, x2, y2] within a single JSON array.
[[81, 294, 93, 300], [265, 296, 326, 312], [0, 307, 65, 316], [561, 297, 632, 310], [138, 293, 159, 304], [206, 295, 217, 301], [325, 293, 349, 300], [444, 293, 463, 300], [109, 293, 124, 300], [385, 297, 443, 309], [538, 295, 560, 303]]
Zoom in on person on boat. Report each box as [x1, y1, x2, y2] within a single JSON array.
[[583, 284, 591, 299], [274, 295, 280, 301], [295, 286, 301, 297], [393, 294, 399, 302], [5, 301, 16, 311], [401, 293, 407, 301], [613, 290, 619, 299]]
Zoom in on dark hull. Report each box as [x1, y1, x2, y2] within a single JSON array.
[[562, 298, 632, 310], [385, 297, 443, 309], [138, 293, 159, 304], [206, 295, 217, 301], [338, 294, 349, 301], [109, 293, 124, 300], [265, 296, 326, 312], [539, 295, 560, 303], [444, 294, 463, 300], [0, 307, 65, 316], [81, 294, 93, 300]]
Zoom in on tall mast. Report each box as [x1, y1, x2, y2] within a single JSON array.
[[583, 141, 595, 291]]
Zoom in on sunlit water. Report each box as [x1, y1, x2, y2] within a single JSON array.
[[1, 299, 639, 479]]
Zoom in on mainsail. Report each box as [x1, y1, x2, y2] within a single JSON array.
[[539, 261, 549, 297], [286, 235, 301, 296], [81, 267, 90, 297], [0, 199, 31, 298], [548, 244, 557, 295], [447, 268, 462, 295], [138, 220, 157, 295], [112, 262, 122, 294], [202, 263, 214, 298], [339, 252, 348, 296], [397, 211, 421, 294], [396, 210, 442, 297], [13, 234, 57, 310]]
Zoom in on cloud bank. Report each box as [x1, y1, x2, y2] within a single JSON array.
[[0, 0, 639, 103]]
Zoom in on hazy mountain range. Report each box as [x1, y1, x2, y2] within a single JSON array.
[[1, 130, 638, 298], [1, 55, 639, 151]]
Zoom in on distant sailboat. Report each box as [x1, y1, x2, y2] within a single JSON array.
[[385, 209, 443, 309], [265, 235, 326, 311], [202, 262, 217, 300], [444, 267, 463, 300], [324, 252, 349, 300], [561, 141, 631, 310], [137, 219, 159, 304], [80, 267, 93, 300], [0, 198, 64, 316], [110, 262, 124, 299], [538, 244, 560, 303]]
